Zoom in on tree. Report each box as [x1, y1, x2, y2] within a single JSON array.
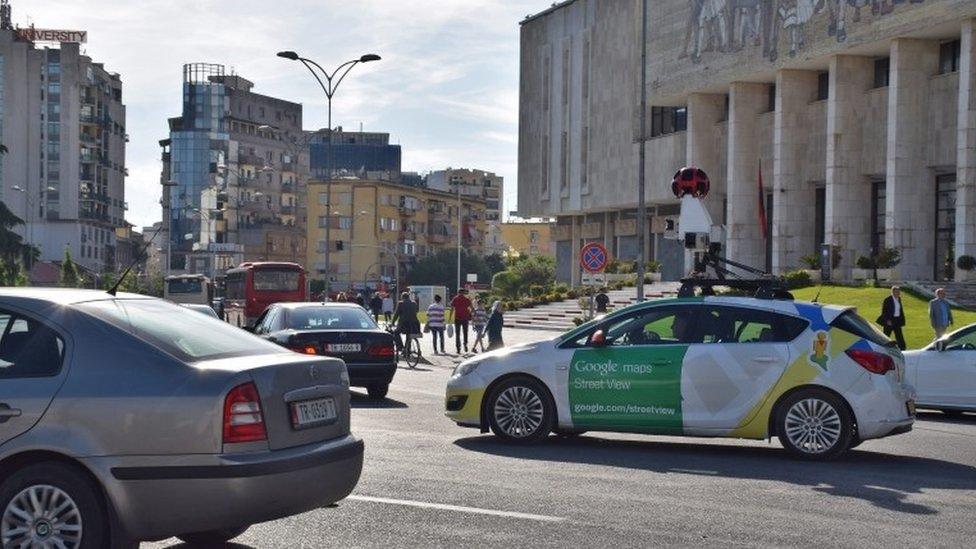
[[508, 255, 556, 290], [100, 270, 141, 293], [491, 270, 520, 299], [0, 201, 37, 268], [405, 250, 506, 293], [60, 247, 83, 288]]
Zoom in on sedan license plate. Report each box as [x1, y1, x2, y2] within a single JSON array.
[[327, 343, 361, 353], [907, 400, 916, 416], [291, 397, 337, 429]]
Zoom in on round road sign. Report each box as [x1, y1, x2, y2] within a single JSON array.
[[580, 242, 610, 274]]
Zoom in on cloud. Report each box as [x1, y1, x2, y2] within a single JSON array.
[[18, 0, 547, 227]]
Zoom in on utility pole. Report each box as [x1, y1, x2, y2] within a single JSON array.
[[635, 0, 649, 302]]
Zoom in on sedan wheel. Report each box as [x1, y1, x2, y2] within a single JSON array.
[[776, 389, 853, 461], [0, 463, 106, 549], [487, 377, 553, 444]]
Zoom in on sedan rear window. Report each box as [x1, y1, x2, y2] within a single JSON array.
[[831, 310, 892, 347], [78, 299, 284, 361], [287, 307, 376, 330]]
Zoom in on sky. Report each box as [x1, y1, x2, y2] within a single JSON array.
[[18, 0, 553, 229]]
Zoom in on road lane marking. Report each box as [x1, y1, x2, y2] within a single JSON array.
[[345, 495, 567, 523]]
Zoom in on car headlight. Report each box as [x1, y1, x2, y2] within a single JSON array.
[[453, 360, 481, 377]]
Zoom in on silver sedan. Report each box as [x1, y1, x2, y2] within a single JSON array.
[[0, 288, 363, 547]]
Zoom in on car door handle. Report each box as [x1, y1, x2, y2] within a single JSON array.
[[752, 357, 779, 364], [0, 404, 22, 423]]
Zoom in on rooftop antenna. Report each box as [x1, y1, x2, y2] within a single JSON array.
[[107, 224, 163, 296], [812, 284, 823, 303]]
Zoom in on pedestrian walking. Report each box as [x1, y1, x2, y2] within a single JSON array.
[[451, 288, 473, 354], [929, 287, 954, 339], [486, 300, 505, 351], [355, 292, 366, 308], [877, 286, 907, 350], [369, 292, 383, 322], [595, 289, 610, 313], [472, 298, 488, 343], [426, 295, 447, 354], [382, 293, 394, 323]]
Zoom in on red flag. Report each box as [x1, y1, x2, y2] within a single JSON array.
[[758, 160, 768, 240]]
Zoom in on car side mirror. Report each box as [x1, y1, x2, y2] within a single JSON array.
[[590, 329, 608, 347]]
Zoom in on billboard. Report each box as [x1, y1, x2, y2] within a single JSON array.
[[17, 28, 87, 43]]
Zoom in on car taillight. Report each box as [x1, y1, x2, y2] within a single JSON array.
[[846, 349, 896, 375], [289, 345, 318, 355], [223, 382, 267, 444], [368, 343, 395, 357]]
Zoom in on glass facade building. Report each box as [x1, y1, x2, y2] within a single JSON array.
[[308, 131, 401, 181]]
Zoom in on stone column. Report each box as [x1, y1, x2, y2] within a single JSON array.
[[686, 93, 726, 271], [887, 39, 939, 280], [772, 70, 819, 274], [957, 19, 976, 281], [825, 55, 875, 279], [726, 82, 767, 269]]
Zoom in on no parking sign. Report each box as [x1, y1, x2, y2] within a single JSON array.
[[580, 243, 610, 274]]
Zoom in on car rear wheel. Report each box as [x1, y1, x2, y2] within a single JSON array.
[[177, 525, 249, 545], [487, 376, 554, 444], [776, 389, 853, 461], [367, 383, 389, 400], [0, 462, 107, 549]]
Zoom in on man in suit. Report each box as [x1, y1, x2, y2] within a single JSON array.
[[928, 287, 954, 339], [877, 286, 907, 350]]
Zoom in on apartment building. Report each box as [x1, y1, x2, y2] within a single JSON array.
[[428, 168, 504, 253], [306, 178, 488, 292], [0, 9, 127, 274]]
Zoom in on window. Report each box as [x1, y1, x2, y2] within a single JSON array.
[[254, 270, 301, 291], [0, 312, 65, 378], [870, 179, 886, 253], [567, 305, 702, 348], [560, 132, 569, 189], [767, 84, 777, 112], [816, 72, 829, 101], [650, 107, 687, 138], [945, 327, 976, 350], [541, 134, 550, 194], [78, 300, 283, 362], [940, 39, 961, 75], [698, 307, 808, 343], [338, 216, 352, 230], [873, 58, 890, 88], [286, 306, 376, 330], [831, 311, 891, 347]]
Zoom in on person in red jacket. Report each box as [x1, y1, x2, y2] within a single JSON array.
[[450, 289, 474, 354]]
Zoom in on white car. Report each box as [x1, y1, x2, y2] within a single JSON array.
[[904, 324, 976, 414], [446, 296, 916, 460]]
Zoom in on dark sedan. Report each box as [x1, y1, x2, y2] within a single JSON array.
[[253, 303, 397, 399]]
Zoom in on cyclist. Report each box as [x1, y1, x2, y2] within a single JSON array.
[[391, 291, 421, 358]]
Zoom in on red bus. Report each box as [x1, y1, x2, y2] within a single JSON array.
[[224, 262, 307, 328]]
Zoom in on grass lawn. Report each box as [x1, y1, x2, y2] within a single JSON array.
[[791, 286, 976, 350]]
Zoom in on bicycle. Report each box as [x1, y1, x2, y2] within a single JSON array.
[[386, 325, 422, 369]]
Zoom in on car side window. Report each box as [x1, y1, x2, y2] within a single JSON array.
[[699, 306, 807, 343], [946, 328, 976, 351], [254, 309, 273, 334], [0, 310, 65, 378], [606, 305, 702, 346]]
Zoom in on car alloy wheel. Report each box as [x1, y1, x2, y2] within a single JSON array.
[[784, 397, 843, 454], [2, 484, 83, 549], [493, 386, 545, 438]]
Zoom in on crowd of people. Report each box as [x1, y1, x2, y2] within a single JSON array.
[[325, 287, 505, 357]]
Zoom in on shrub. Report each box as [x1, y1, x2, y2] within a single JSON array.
[[875, 247, 901, 269], [957, 255, 976, 272], [616, 261, 634, 274], [799, 254, 821, 270], [783, 269, 813, 290], [554, 283, 570, 295], [645, 260, 662, 273], [572, 316, 585, 326], [643, 274, 658, 284], [855, 255, 875, 269], [529, 284, 546, 297]]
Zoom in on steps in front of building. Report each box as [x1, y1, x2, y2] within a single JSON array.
[[907, 281, 976, 310]]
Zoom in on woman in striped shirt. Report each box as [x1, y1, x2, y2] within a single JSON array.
[[472, 298, 488, 341], [426, 295, 447, 355]]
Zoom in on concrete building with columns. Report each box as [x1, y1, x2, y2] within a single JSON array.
[[518, 0, 976, 285]]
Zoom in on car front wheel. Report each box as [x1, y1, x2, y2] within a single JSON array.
[[0, 462, 107, 549], [486, 376, 554, 444], [178, 525, 249, 545], [776, 389, 854, 461]]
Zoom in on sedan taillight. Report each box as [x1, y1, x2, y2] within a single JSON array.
[[846, 349, 896, 375], [368, 343, 395, 357], [223, 382, 267, 444], [289, 345, 318, 355]]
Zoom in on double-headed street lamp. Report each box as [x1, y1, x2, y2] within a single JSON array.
[[277, 50, 380, 296], [12, 184, 55, 274]]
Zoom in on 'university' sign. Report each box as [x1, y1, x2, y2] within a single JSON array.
[[16, 28, 87, 43]]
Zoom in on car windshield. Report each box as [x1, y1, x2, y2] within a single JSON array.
[[287, 307, 376, 330], [78, 299, 284, 361], [253, 270, 300, 292]]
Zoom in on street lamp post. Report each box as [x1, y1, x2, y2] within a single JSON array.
[[162, 180, 179, 277], [277, 50, 380, 298], [636, 0, 649, 302], [12, 185, 54, 276], [455, 181, 462, 295]]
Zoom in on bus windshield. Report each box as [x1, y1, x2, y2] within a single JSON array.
[[167, 278, 204, 294], [253, 270, 301, 292]]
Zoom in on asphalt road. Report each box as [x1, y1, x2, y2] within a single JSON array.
[[146, 328, 976, 548]]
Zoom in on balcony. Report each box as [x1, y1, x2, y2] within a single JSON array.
[[399, 205, 418, 217], [428, 210, 448, 222], [281, 181, 295, 193], [80, 133, 99, 146], [428, 233, 448, 245], [280, 161, 298, 173], [80, 151, 97, 164], [239, 152, 265, 167], [280, 204, 295, 215], [241, 200, 267, 213]]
